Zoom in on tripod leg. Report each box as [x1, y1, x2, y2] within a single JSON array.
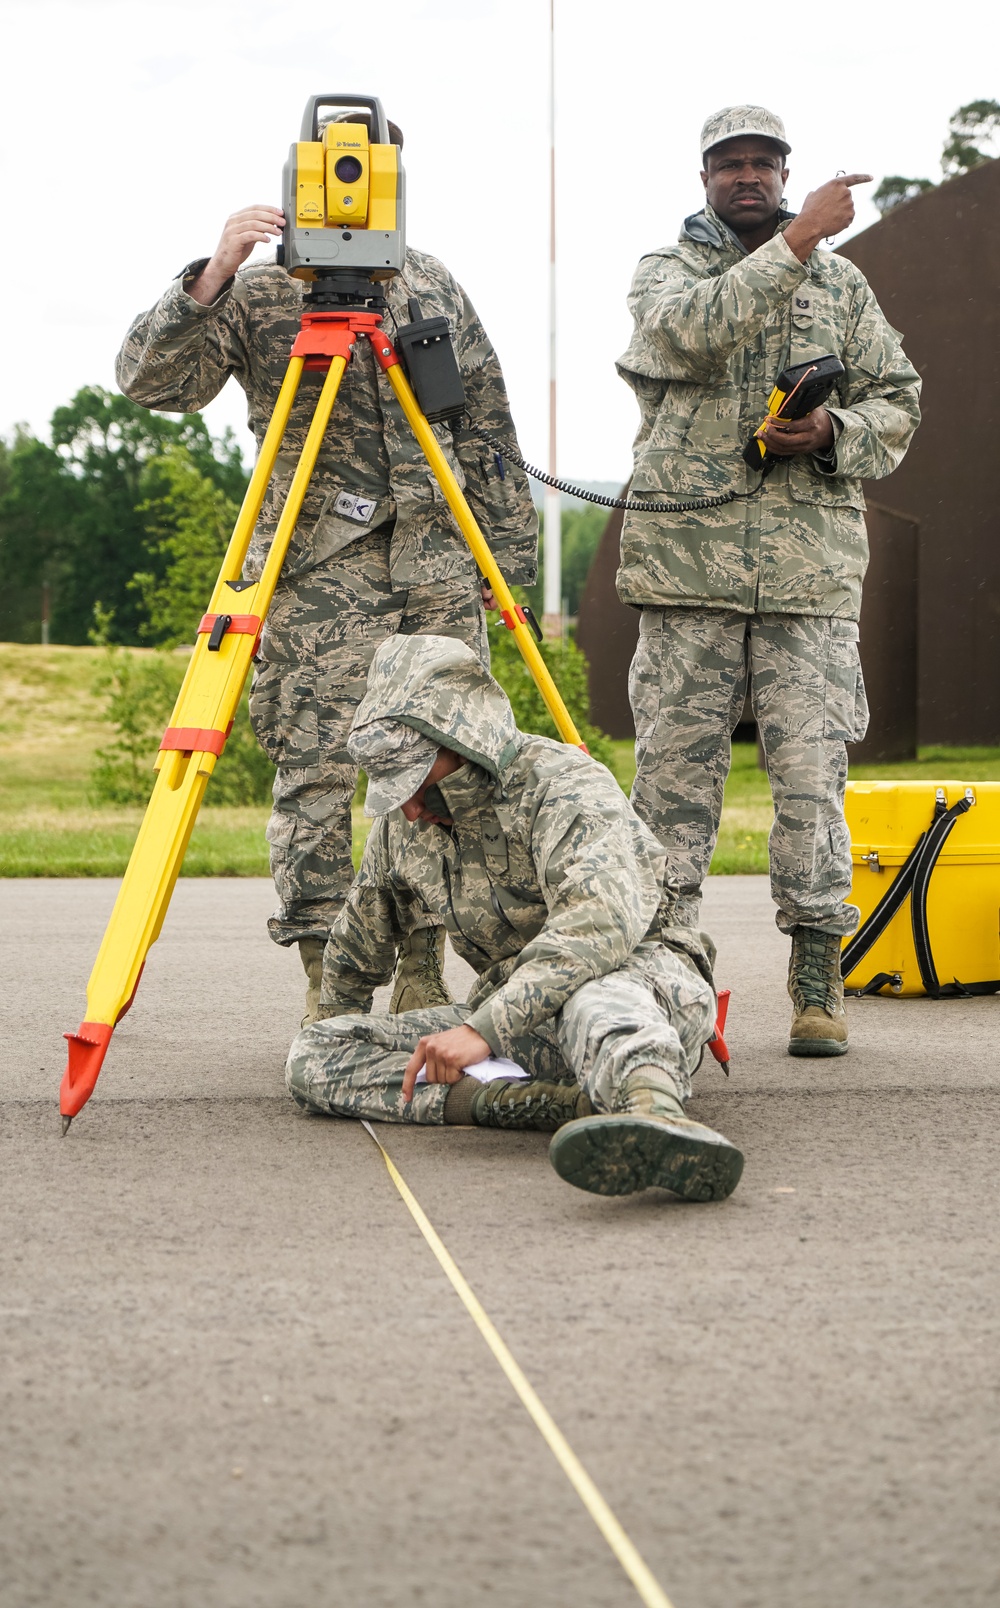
[[215, 354, 307, 587], [374, 347, 584, 749], [60, 353, 353, 1127]]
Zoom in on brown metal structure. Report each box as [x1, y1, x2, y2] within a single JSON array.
[[847, 504, 919, 764], [839, 158, 1000, 744], [575, 501, 636, 739]]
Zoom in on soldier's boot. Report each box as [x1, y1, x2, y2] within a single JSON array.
[[390, 927, 454, 1014], [787, 925, 849, 1057], [548, 1068, 744, 1201], [298, 936, 326, 1029], [445, 1076, 592, 1131]]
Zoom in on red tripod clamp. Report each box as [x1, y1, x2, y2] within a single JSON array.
[[291, 309, 389, 371]]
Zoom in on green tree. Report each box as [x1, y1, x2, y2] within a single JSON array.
[[869, 98, 1000, 226], [131, 446, 241, 645], [872, 175, 935, 216], [523, 503, 609, 620], [0, 426, 87, 642], [486, 610, 613, 767], [942, 99, 1000, 177], [0, 387, 248, 645]]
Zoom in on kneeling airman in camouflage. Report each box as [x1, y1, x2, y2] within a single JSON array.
[[286, 635, 744, 1202]]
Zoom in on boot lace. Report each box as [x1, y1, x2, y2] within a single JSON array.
[[790, 927, 843, 1014], [477, 1079, 588, 1130], [390, 930, 452, 1011], [415, 939, 449, 1004]]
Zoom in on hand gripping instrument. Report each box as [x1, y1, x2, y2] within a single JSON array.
[[742, 354, 845, 477]]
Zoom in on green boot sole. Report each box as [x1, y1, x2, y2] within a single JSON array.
[[549, 1113, 744, 1201], [788, 1037, 849, 1058]]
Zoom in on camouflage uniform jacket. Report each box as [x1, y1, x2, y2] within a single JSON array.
[[615, 205, 921, 619], [326, 636, 712, 1056], [116, 250, 538, 590]]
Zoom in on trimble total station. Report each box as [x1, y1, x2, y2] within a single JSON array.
[[279, 93, 406, 290], [277, 94, 461, 423]]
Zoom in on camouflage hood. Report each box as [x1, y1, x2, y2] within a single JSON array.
[[348, 636, 521, 804]]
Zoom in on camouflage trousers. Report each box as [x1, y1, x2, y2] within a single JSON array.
[[629, 608, 869, 936], [285, 941, 716, 1125], [249, 526, 488, 946]]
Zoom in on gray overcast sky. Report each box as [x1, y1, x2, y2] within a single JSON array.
[[0, 0, 995, 478]]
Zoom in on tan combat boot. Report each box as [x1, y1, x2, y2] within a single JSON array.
[[298, 936, 325, 1029], [787, 926, 848, 1057], [390, 926, 454, 1013], [548, 1068, 744, 1201]]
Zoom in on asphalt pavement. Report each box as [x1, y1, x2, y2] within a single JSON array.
[[2, 876, 998, 1608]]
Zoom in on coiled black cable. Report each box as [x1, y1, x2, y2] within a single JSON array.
[[469, 424, 763, 514]]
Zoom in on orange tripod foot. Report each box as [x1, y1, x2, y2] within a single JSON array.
[[707, 988, 731, 1076], [60, 1022, 114, 1130]]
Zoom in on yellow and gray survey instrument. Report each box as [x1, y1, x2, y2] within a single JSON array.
[[279, 93, 405, 283]]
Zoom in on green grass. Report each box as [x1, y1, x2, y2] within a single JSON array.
[[0, 644, 370, 877], [607, 739, 772, 874], [0, 805, 373, 878], [0, 806, 269, 877], [3, 644, 1000, 877], [609, 736, 1000, 876]]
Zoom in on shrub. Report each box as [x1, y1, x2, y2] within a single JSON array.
[[90, 640, 184, 806], [131, 446, 241, 647], [486, 611, 614, 768], [89, 606, 274, 807]]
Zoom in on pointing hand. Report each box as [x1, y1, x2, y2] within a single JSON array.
[[784, 174, 873, 261]]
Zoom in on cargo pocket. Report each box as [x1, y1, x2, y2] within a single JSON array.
[[788, 457, 866, 510], [315, 661, 372, 765], [474, 451, 524, 539], [823, 620, 869, 742], [628, 611, 663, 744], [248, 659, 320, 768]]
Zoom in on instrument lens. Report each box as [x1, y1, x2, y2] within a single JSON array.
[[334, 156, 364, 183]]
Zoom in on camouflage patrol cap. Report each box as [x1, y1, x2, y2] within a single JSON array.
[[700, 105, 790, 160], [348, 718, 439, 818]]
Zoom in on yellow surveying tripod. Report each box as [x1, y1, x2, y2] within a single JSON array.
[[60, 303, 583, 1132], [60, 97, 583, 1132]]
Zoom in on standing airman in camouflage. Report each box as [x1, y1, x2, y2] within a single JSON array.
[[116, 115, 537, 1023], [286, 634, 744, 1203], [616, 105, 921, 1057]]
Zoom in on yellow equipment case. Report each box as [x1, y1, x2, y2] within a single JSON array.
[[842, 781, 1000, 997]]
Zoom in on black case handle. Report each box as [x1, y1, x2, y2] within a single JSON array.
[[842, 792, 975, 995]]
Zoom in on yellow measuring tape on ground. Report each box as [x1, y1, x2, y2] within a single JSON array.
[[361, 1122, 675, 1608]]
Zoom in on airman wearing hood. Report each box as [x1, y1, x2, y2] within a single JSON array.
[[286, 636, 744, 1202]]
